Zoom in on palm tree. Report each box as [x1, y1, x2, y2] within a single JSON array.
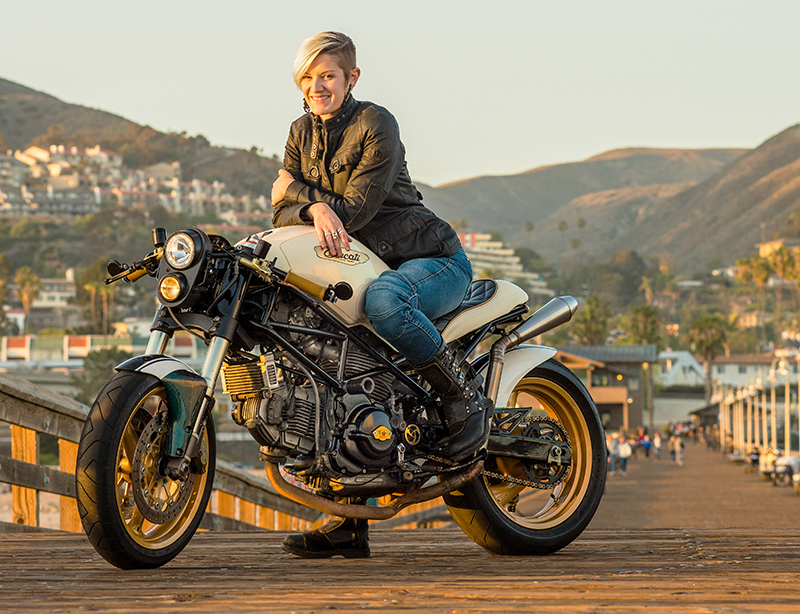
[[737, 255, 772, 349], [625, 304, 663, 429], [570, 296, 611, 345], [14, 267, 41, 332], [688, 312, 730, 404], [767, 246, 793, 340]]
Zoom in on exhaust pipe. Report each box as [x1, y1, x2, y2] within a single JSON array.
[[485, 296, 578, 402]]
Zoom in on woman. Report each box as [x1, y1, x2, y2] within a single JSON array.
[[271, 31, 492, 558]]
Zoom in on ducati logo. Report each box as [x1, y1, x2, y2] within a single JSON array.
[[404, 424, 421, 446], [372, 426, 392, 442], [314, 246, 370, 266]]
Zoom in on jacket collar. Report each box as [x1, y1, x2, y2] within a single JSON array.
[[312, 94, 358, 130]]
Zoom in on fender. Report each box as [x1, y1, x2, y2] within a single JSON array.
[[116, 354, 208, 458], [477, 344, 556, 408]]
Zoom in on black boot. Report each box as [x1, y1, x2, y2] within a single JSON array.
[[415, 344, 494, 462], [282, 515, 370, 559]]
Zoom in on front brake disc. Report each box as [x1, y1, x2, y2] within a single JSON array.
[[131, 413, 196, 523]]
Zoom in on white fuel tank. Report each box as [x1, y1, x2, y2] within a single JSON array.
[[250, 226, 389, 326]]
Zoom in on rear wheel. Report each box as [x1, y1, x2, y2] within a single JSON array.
[[444, 359, 606, 555], [76, 371, 215, 569]]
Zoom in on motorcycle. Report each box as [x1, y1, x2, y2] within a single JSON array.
[[75, 225, 606, 569]]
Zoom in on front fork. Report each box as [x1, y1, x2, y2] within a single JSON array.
[[147, 268, 248, 475]]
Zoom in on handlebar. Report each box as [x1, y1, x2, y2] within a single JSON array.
[[104, 247, 163, 285]]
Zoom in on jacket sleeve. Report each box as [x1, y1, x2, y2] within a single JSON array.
[[281, 110, 405, 233], [272, 123, 311, 228]]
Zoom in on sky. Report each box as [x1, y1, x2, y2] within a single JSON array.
[[1, 0, 799, 187]]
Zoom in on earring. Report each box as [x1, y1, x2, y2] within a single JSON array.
[[303, 99, 311, 113]]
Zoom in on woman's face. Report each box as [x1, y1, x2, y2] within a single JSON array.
[[300, 53, 360, 121]]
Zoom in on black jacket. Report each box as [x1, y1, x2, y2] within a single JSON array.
[[272, 95, 460, 269]]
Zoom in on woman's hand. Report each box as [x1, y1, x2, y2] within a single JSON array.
[[307, 202, 350, 257], [271, 169, 295, 204]]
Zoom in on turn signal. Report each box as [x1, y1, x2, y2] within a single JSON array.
[[159, 275, 185, 302]]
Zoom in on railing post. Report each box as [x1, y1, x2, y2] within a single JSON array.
[[58, 439, 81, 532], [11, 425, 39, 527]]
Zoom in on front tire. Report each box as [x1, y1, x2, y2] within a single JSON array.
[[444, 358, 606, 555], [76, 371, 215, 569]]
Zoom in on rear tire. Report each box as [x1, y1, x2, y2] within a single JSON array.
[[76, 371, 215, 569], [444, 359, 606, 555]]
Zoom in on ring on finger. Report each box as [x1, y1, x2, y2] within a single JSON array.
[[324, 231, 332, 237], [331, 232, 339, 238]]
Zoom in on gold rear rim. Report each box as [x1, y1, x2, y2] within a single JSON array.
[[485, 375, 593, 529], [114, 386, 211, 549]]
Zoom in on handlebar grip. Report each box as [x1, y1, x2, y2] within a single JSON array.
[[284, 271, 327, 300], [126, 267, 149, 283]]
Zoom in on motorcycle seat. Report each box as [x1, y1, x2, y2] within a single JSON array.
[[436, 279, 529, 343]]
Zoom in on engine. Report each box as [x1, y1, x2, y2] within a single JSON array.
[[223, 296, 418, 484]]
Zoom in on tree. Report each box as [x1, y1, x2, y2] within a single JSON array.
[[767, 246, 793, 339], [76, 258, 116, 334], [570, 296, 611, 345], [70, 348, 132, 404], [688, 312, 730, 404], [622, 305, 664, 429], [14, 266, 41, 331]]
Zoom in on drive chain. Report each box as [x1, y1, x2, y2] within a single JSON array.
[[425, 454, 553, 490]]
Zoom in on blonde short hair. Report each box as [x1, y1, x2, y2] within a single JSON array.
[[292, 31, 357, 88]]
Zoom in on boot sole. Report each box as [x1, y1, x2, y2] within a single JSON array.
[[281, 542, 370, 559]]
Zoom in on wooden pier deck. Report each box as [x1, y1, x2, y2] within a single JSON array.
[[2, 528, 800, 612], [3, 443, 800, 612]]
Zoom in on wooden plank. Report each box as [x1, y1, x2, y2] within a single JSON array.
[[0, 455, 76, 496], [0, 391, 84, 442], [0, 372, 88, 421], [198, 512, 263, 532], [217, 492, 235, 519], [239, 500, 256, 526], [58, 439, 81, 532], [276, 511, 293, 530], [0, 520, 63, 533], [11, 426, 38, 527], [257, 505, 274, 530]]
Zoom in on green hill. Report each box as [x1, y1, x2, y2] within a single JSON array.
[[0, 77, 280, 196]]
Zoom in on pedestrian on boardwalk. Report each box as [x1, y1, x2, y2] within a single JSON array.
[[618, 435, 632, 476], [669, 435, 676, 462], [642, 434, 652, 459], [673, 435, 684, 467], [653, 432, 662, 460], [608, 434, 620, 476]]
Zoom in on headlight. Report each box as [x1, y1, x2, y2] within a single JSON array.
[[159, 274, 186, 301], [165, 232, 197, 270]]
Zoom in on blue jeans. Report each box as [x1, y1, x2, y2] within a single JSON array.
[[365, 248, 472, 364]]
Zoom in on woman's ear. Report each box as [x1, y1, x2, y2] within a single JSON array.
[[349, 67, 361, 90]]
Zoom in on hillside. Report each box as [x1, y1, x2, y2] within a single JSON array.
[[605, 124, 800, 272], [418, 147, 746, 246], [0, 77, 280, 196]]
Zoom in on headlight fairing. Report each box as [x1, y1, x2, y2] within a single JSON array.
[[165, 231, 200, 270], [157, 228, 210, 308]]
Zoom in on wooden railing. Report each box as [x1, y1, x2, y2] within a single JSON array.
[[0, 372, 320, 533], [0, 372, 453, 533]]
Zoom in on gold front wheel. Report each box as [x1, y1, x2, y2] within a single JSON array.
[[77, 371, 216, 569]]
